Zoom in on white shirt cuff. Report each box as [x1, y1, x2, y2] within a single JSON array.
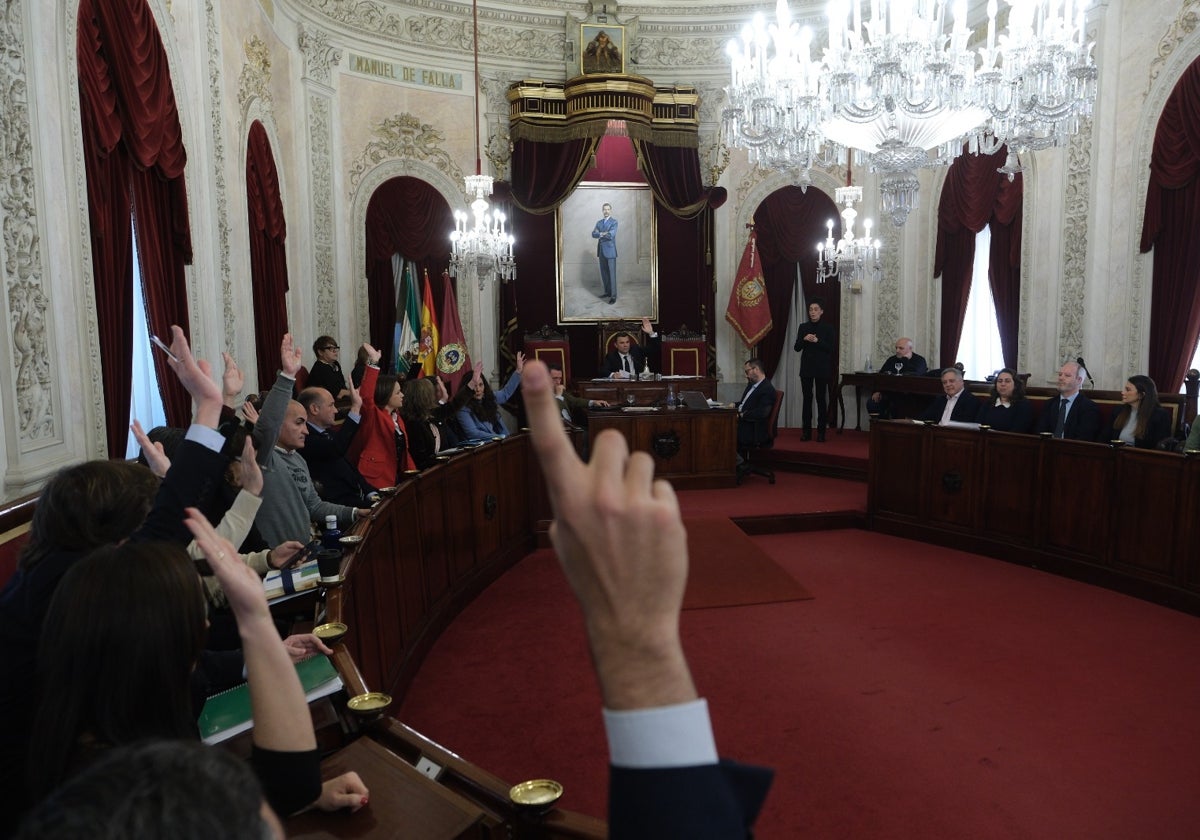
[[185, 424, 226, 453], [347, 411, 361, 423], [603, 698, 718, 768]]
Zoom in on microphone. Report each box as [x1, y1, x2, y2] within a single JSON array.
[[1076, 356, 1094, 386]]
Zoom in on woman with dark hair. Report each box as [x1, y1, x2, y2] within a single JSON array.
[[977, 368, 1034, 433], [454, 353, 525, 441], [401, 377, 463, 468], [27, 514, 368, 819], [350, 343, 417, 487], [307, 335, 349, 400], [1106, 374, 1171, 448]]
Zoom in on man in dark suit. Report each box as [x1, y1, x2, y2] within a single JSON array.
[[548, 364, 609, 426], [736, 357, 777, 449], [601, 318, 659, 378], [298, 385, 378, 505], [522, 359, 773, 838], [1036, 361, 1101, 440], [794, 298, 835, 442], [918, 367, 982, 424], [867, 336, 929, 417]]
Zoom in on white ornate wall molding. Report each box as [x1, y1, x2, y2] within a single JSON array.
[[348, 113, 465, 196], [480, 72, 511, 181], [348, 143, 464, 349], [1131, 1, 1200, 380], [298, 24, 342, 339], [0, 0, 56, 459], [238, 35, 276, 117], [1058, 123, 1092, 366], [206, 0, 237, 353]]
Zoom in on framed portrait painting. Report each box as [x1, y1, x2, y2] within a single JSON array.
[[556, 182, 658, 324], [580, 24, 625, 75]]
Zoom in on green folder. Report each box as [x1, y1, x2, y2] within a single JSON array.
[[199, 654, 342, 744]]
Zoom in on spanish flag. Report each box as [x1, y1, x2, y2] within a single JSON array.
[[725, 228, 772, 348], [418, 269, 439, 377]]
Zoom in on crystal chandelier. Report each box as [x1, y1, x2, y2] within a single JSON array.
[[816, 185, 882, 284], [723, 1, 1098, 226], [449, 174, 516, 288], [447, 0, 516, 289]]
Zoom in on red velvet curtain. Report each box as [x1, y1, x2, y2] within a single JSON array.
[[934, 146, 1023, 368], [632, 140, 728, 219], [753, 186, 841, 380], [507, 137, 600, 214], [78, 0, 192, 456], [364, 177, 453, 367], [1141, 58, 1200, 392], [246, 121, 290, 388]]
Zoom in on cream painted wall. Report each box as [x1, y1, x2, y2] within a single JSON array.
[[1, 0, 1197, 500]]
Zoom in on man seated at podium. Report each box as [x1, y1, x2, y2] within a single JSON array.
[[524, 359, 773, 838], [867, 337, 929, 417], [601, 318, 659, 379]]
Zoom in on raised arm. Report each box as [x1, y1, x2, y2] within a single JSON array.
[[255, 334, 302, 466]]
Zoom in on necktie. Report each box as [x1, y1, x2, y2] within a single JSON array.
[[1054, 399, 1068, 438], [623, 355, 631, 374]]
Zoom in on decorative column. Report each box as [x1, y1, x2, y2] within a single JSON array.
[[298, 26, 342, 340]]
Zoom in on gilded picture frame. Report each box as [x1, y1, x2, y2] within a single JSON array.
[[556, 182, 658, 324], [580, 24, 625, 75]]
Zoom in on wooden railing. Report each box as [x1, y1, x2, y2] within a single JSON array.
[[868, 421, 1200, 615]]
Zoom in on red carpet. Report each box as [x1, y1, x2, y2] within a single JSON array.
[[681, 516, 811, 609], [397, 529, 1200, 839]]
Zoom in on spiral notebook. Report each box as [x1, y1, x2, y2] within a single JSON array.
[[199, 654, 343, 744]]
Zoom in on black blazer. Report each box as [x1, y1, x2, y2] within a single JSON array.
[[978, 398, 1034, 433], [608, 759, 774, 840], [602, 345, 650, 377], [1104, 405, 1172, 449], [300, 419, 377, 505], [1035, 393, 1101, 441], [306, 359, 347, 396], [918, 390, 982, 423], [737, 379, 777, 448], [794, 320, 835, 378]]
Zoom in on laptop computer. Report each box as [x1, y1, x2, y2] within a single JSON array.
[[678, 390, 711, 410]]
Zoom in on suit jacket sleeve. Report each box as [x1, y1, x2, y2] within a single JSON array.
[[134, 437, 227, 545], [741, 382, 776, 423], [608, 760, 774, 839], [1073, 397, 1102, 441], [256, 374, 295, 466]]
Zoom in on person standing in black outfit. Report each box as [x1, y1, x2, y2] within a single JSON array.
[[794, 299, 835, 442]]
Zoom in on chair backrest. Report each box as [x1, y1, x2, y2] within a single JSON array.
[[294, 365, 310, 393], [662, 324, 707, 376], [765, 389, 784, 444], [598, 320, 645, 361], [523, 324, 571, 383]]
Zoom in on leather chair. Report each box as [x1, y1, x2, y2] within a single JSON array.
[[736, 389, 784, 486], [523, 324, 571, 383]]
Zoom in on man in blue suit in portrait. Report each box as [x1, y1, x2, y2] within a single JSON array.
[[592, 202, 619, 304]]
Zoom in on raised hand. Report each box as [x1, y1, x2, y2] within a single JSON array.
[[222, 352, 244, 407], [131, 419, 170, 477], [241, 398, 260, 425], [523, 360, 694, 710], [164, 325, 222, 427], [347, 381, 363, 414], [515, 351, 526, 374], [435, 376, 449, 403], [363, 342, 381, 366], [238, 436, 264, 497], [641, 317, 654, 335], [183, 508, 270, 625], [281, 334, 302, 379]]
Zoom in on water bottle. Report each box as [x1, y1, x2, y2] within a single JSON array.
[[865, 355, 872, 372], [322, 515, 342, 551], [666, 384, 676, 409]]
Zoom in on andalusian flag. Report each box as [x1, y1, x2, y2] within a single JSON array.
[[418, 269, 439, 377], [396, 261, 421, 375], [725, 228, 772, 348]]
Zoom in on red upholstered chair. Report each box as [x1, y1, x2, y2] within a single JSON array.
[[598, 320, 646, 361], [662, 324, 708, 377], [523, 325, 572, 383]]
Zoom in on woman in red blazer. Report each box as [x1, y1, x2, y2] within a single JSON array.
[[349, 344, 416, 489]]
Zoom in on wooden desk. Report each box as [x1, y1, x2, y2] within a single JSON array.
[[868, 421, 1200, 615], [839, 372, 961, 430], [587, 406, 737, 489], [576, 377, 716, 407]]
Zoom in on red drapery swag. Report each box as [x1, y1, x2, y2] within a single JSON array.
[[753, 186, 842, 383], [1141, 58, 1200, 392], [934, 146, 1023, 369], [246, 121, 290, 389], [78, 0, 193, 456], [364, 177, 453, 370]]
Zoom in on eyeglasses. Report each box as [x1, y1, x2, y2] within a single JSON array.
[[321, 345, 340, 351]]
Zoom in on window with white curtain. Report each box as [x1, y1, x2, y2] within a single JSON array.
[[125, 222, 167, 458], [955, 225, 1006, 381]]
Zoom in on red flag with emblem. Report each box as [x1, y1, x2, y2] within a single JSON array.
[[435, 270, 472, 393], [725, 229, 772, 347]]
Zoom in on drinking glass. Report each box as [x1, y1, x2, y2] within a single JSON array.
[[893, 361, 903, 375], [626, 393, 636, 407]]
